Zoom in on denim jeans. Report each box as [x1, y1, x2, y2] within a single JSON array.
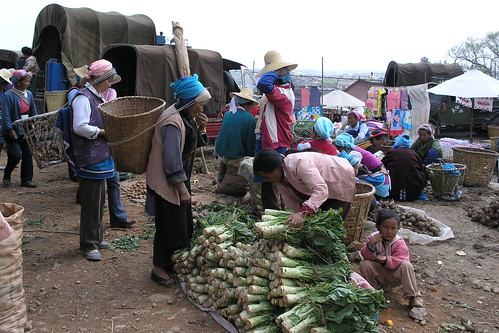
[[107, 171, 128, 225]]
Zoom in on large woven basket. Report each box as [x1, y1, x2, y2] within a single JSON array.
[[343, 182, 375, 245], [45, 90, 68, 112], [14, 111, 66, 168], [426, 163, 466, 200], [98, 96, 166, 174], [452, 147, 499, 186], [488, 125, 499, 138]]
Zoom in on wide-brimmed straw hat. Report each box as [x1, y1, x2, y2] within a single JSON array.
[[256, 50, 298, 77], [0, 68, 12, 84], [230, 87, 258, 105]]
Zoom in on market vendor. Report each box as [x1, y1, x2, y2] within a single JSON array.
[[145, 74, 210, 287], [356, 129, 388, 156], [1, 69, 37, 188], [253, 148, 355, 228], [411, 124, 442, 166], [335, 133, 390, 199], [296, 116, 338, 156], [335, 111, 370, 144], [382, 134, 427, 201]]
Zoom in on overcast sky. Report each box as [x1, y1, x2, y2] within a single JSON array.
[[3, 0, 498, 74]]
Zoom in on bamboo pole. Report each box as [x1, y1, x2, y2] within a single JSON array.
[[172, 21, 190, 77]]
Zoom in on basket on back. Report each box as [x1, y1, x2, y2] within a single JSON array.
[[98, 96, 166, 174], [343, 182, 375, 245], [452, 147, 499, 186]]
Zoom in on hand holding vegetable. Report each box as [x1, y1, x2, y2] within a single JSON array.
[[285, 211, 307, 229]]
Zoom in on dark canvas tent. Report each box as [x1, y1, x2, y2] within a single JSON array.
[[102, 44, 226, 115], [32, 4, 156, 84], [384, 61, 463, 87], [0, 50, 22, 69]]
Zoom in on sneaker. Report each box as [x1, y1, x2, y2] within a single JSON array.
[[409, 296, 424, 307], [98, 242, 110, 249], [3, 178, 11, 188], [83, 249, 102, 261], [20, 181, 37, 188]]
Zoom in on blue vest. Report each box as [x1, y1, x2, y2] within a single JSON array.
[[70, 88, 111, 167]]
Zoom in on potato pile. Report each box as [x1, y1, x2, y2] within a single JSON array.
[[126, 181, 147, 200], [373, 200, 441, 236], [466, 202, 499, 228]]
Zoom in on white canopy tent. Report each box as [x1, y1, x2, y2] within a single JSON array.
[[322, 90, 365, 108]]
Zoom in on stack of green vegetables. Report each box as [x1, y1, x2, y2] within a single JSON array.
[[173, 203, 385, 333]]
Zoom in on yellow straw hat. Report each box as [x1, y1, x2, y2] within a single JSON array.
[[256, 50, 298, 77], [0, 68, 12, 84], [230, 87, 259, 105]]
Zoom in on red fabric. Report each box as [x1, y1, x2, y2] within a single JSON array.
[[309, 139, 338, 156], [260, 84, 295, 149], [299, 87, 310, 107]]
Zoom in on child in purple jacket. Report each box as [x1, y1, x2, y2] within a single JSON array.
[[360, 208, 423, 307]]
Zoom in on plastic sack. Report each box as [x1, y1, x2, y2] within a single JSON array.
[[397, 205, 454, 245], [0, 203, 27, 333]]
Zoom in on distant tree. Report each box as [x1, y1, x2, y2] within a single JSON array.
[[448, 31, 499, 78], [420, 56, 430, 63]]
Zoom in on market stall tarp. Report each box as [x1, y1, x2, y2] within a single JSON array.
[[0, 50, 22, 69], [102, 44, 224, 114], [384, 61, 463, 87], [32, 4, 156, 84], [322, 90, 365, 108]]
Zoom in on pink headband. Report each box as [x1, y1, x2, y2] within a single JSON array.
[[349, 111, 363, 121], [418, 124, 434, 137]]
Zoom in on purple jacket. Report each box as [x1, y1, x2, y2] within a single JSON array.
[[354, 146, 382, 171]]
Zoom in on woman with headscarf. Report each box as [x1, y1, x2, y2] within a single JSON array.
[[215, 87, 257, 187], [335, 133, 390, 198], [70, 59, 122, 261], [335, 111, 370, 144], [1, 69, 37, 188], [356, 129, 388, 156], [411, 124, 442, 166], [253, 149, 355, 228], [382, 135, 427, 201], [146, 74, 210, 287], [296, 116, 338, 156]]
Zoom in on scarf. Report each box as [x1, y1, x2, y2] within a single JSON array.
[[10, 87, 29, 106]]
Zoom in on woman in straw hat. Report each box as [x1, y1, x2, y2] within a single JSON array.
[[70, 59, 122, 261], [215, 87, 257, 187], [1, 69, 38, 188], [146, 74, 210, 287], [255, 50, 297, 209]]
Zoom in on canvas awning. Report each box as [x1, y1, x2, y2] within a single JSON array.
[[322, 90, 365, 108], [384, 61, 463, 86], [0, 49, 22, 69], [32, 4, 156, 84]]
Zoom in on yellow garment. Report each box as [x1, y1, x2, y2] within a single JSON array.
[[377, 88, 386, 117]]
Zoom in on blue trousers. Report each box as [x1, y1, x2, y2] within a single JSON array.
[[107, 171, 128, 226]]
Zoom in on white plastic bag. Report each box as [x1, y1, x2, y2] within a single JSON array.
[[397, 205, 454, 245]]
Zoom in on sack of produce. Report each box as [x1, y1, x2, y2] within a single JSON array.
[[0, 203, 27, 333]]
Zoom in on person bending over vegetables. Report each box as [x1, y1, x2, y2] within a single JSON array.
[[359, 208, 424, 308], [253, 148, 356, 228]]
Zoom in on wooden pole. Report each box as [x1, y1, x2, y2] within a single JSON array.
[[172, 21, 190, 77]]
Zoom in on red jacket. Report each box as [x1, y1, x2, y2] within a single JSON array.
[[361, 232, 410, 271]]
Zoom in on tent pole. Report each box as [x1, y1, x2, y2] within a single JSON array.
[[321, 57, 324, 108], [469, 100, 474, 142]]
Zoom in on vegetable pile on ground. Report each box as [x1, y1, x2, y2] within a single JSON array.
[[466, 201, 499, 228], [373, 200, 441, 236], [173, 202, 385, 332], [125, 181, 147, 200]]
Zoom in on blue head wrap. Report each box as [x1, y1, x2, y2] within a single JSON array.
[[313, 117, 334, 140], [392, 134, 412, 149], [170, 74, 206, 100], [335, 133, 356, 149]]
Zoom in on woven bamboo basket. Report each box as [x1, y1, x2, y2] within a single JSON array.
[[491, 137, 498, 153], [98, 96, 166, 174], [426, 163, 466, 200], [343, 182, 375, 245], [45, 90, 68, 112], [452, 147, 499, 186], [14, 111, 66, 169]]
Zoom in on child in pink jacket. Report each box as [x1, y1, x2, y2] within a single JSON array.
[[360, 208, 423, 307]]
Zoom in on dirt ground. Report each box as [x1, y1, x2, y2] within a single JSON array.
[[1, 140, 498, 333]]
